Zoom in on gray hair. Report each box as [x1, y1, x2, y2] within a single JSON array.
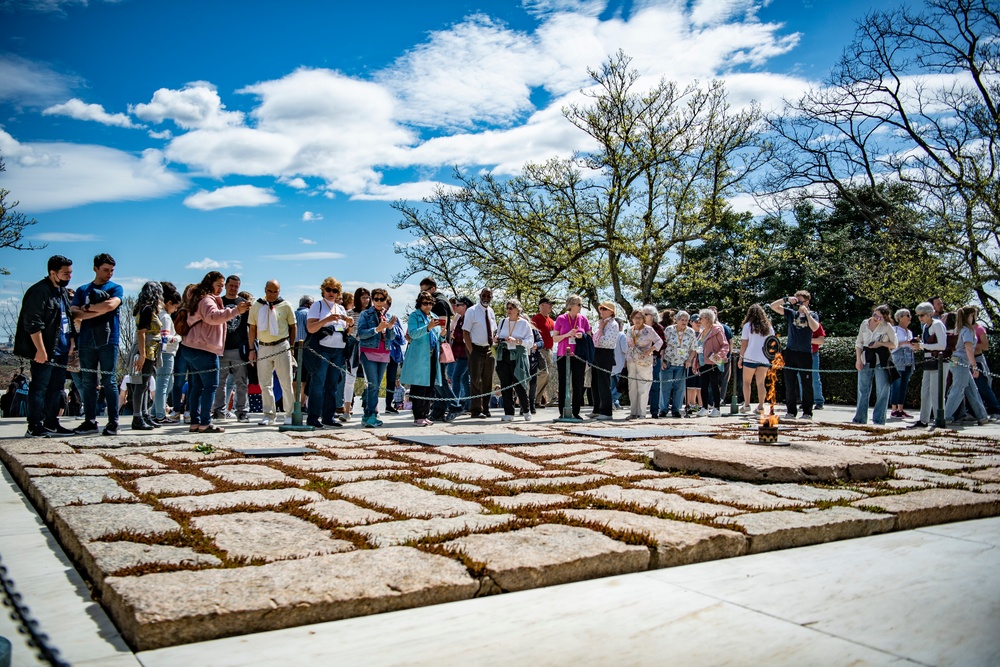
[[895, 308, 911, 320], [505, 298, 522, 314], [299, 295, 315, 308], [698, 308, 716, 325], [642, 304, 658, 317], [675, 310, 690, 321], [915, 302, 934, 315]]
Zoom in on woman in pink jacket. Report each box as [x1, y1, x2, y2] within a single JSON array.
[[694, 308, 730, 418], [178, 271, 249, 433]]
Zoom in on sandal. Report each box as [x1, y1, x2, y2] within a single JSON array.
[[198, 425, 225, 434], [189, 425, 200, 432]]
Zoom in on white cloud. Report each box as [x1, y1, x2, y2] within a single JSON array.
[[0, 54, 81, 106], [184, 258, 242, 270], [349, 181, 462, 202], [301, 211, 323, 221], [132, 82, 245, 130], [281, 177, 308, 189], [0, 129, 187, 213], [299, 238, 317, 244], [183, 185, 278, 211], [148, 129, 173, 140], [261, 252, 346, 260], [31, 232, 100, 242], [43, 98, 142, 128]]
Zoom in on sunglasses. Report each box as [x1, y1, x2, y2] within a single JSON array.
[[323, 287, 339, 293], [420, 301, 434, 306], [373, 297, 387, 302]]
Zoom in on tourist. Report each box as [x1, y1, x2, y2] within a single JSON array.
[[179, 271, 250, 433], [552, 294, 591, 419], [643, 305, 667, 417], [463, 288, 498, 419], [357, 287, 398, 428], [212, 275, 251, 423], [660, 310, 697, 419], [944, 305, 990, 426], [694, 308, 729, 418], [910, 303, 948, 429], [14, 255, 75, 437], [528, 321, 546, 413], [449, 296, 474, 413], [152, 282, 182, 424], [420, 277, 462, 422], [171, 284, 197, 422], [128, 281, 164, 431], [890, 308, 916, 419], [384, 294, 405, 414], [611, 322, 627, 410], [625, 309, 662, 419], [738, 304, 774, 414], [853, 304, 898, 425], [685, 313, 703, 415], [972, 309, 1000, 420], [343, 288, 369, 420], [249, 280, 297, 426], [304, 277, 351, 429], [495, 298, 533, 422], [591, 301, 620, 421], [72, 253, 124, 436], [531, 297, 557, 407], [401, 291, 443, 426], [769, 291, 820, 421]]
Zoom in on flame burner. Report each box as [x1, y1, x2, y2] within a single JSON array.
[[749, 350, 789, 446]]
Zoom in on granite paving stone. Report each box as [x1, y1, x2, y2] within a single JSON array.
[[547, 451, 618, 465], [3, 441, 76, 455], [434, 447, 543, 471], [419, 478, 482, 493], [102, 547, 479, 650], [10, 452, 113, 469], [159, 488, 324, 512], [21, 467, 118, 477], [317, 470, 409, 483], [894, 468, 978, 489], [756, 483, 867, 503], [349, 514, 516, 547], [486, 493, 573, 509], [574, 458, 664, 478], [882, 455, 980, 472], [107, 454, 170, 469], [441, 524, 649, 592], [554, 508, 747, 568], [719, 507, 896, 553], [54, 503, 181, 542], [429, 462, 515, 481], [191, 512, 354, 561], [853, 488, 1000, 529], [399, 452, 454, 465], [200, 464, 304, 486], [653, 438, 890, 482], [335, 480, 483, 518], [498, 475, 610, 490], [675, 482, 808, 509], [581, 485, 743, 519], [31, 475, 135, 510], [504, 443, 606, 459], [632, 477, 726, 491], [303, 499, 393, 526], [85, 541, 222, 577], [134, 473, 216, 496], [964, 467, 1000, 483]]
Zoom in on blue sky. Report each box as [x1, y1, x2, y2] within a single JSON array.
[[1, 0, 885, 310]]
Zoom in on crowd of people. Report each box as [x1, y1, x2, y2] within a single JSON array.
[[11, 253, 999, 437]]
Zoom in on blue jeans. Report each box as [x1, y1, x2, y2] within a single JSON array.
[[854, 366, 890, 425], [974, 357, 1000, 415], [28, 356, 67, 429], [647, 356, 662, 415], [79, 342, 119, 425], [307, 346, 344, 423], [659, 364, 686, 415], [449, 357, 471, 411], [889, 365, 913, 406], [360, 355, 388, 420], [153, 352, 175, 419], [172, 346, 191, 415], [185, 347, 219, 426], [429, 363, 461, 419], [945, 363, 987, 422], [611, 373, 621, 405], [797, 351, 824, 407]]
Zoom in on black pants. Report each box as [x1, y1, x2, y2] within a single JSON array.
[[496, 352, 529, 416], [130, 359, 156, 419], [592, 348, 615, 416], [700, 365, 722, 409], [782, 348, 814, 416], [28, 356, 67, 430], [384, 358, 398, 410], [411, 350, 438, 420], [469, 345, 496, 416], [557, 355, 586, 417]]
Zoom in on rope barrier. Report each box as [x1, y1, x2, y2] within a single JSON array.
[[0, 555, 70, 667]]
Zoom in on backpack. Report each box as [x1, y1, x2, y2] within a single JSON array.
[[173, 307, 191, 337]]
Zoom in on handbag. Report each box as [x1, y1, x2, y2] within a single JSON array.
[[439, 341, 455, 364]]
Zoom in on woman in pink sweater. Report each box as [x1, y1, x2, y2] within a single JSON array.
[[178, 271, 249, 433]]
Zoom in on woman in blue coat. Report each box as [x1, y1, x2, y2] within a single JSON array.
[[401, 290, 443, 426]]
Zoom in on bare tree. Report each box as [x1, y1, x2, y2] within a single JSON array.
[[0, 155, 45, 275]]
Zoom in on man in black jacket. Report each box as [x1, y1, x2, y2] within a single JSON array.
[[14, 255, 76, 437]]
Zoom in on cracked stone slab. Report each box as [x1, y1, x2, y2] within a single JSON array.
[[653, 438, 889, 482], [303, 499, 393, 526], [85, 541, 222, 578], [159, 488, 324, 512], [853, 488, 1000, 529], [581, 485, 743, 519], [420, 478, 481, 493], [350, 513, 516, 547], [102, 547, 479, 650], [676, 482, 807, 510], [54, 503, 181, 543], [720, 507, 895, 553], [433, 447, 543, 471], [554, 509, 747, 568], [200, 464, 304, 486], [335, 480, 483, 518], [191, 512, 354, 561], [755, 483, 868, 503], [441, 524, 649, 592], [429, 462, 514, 481], [134, 473, 216, 496], [31, 475, 135, 511], [486, 493, 573, 509], [498, 475, 610, 490]]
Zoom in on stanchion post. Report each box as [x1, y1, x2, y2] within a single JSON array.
[[554, 354, 583, 423], [279, 343, 314, 432], [730, 354, 740, 415], [935, 355, 947, 429]]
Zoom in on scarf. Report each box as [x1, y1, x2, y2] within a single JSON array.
[[256, 297, 285, 337]]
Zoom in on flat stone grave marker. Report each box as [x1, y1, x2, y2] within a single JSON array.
[[566, 428, 713, 441], [388, 434, 557, 447], [231, 447, 319, 457]]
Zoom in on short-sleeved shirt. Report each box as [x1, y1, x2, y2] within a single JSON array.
[[662, 325, 697, 367], [811, 322, 826, 354], [221, 296, 248, 350], [250, 299, 296, 343], [72, 280, 124, 347], [532, 313, 555, 349], [462, 303, 497, 347], [741, 322, 775, 366], [307, 299, 348, 349], [784, 306, 815, 352], [957, 327, 977, 356], [553, 313, 593, 357]]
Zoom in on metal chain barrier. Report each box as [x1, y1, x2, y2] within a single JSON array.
[[0, 555, 70, 667]]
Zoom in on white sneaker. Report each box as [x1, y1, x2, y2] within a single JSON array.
[[739, 404, 751, 414], [800, 413, 813, 421], [523, 413, 532, 421], [709, 408, 721, 418], [695, 408, 710, 418], [275, 415, 287, 425], [501, 415, 513, 422], [258, 417, 271, 426]]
